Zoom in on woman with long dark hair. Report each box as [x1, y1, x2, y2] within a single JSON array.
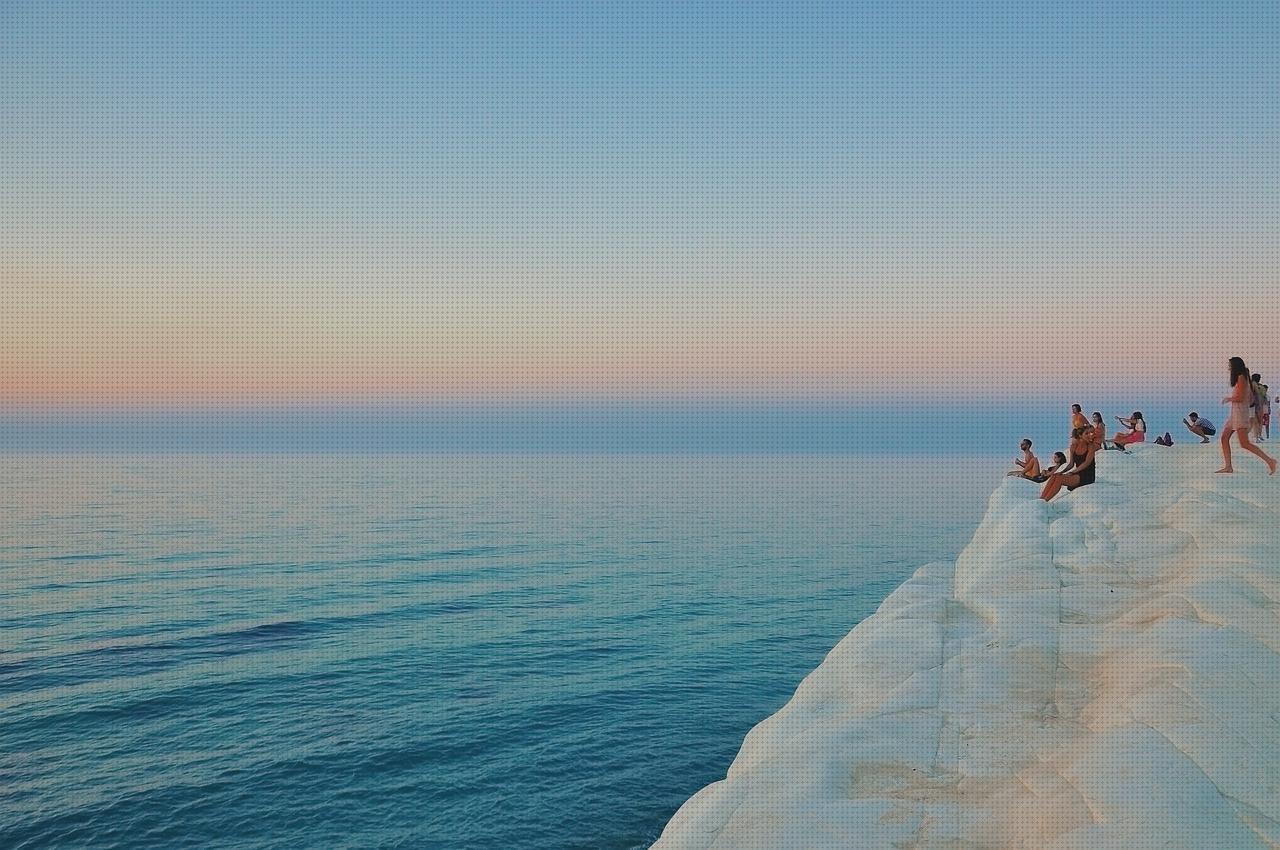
[[1040, 425, 1097, 500], [1089, 412, 1106, 452], [1218, 357, 1276, 474], [1033, 451, 1069, 483], [1111, 411, 1147, 450]]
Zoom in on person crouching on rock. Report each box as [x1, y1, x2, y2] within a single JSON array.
[[1040, 426, 1097, 501], [1183, 412, 1216, 444], [1007, 439, 1041, 479]]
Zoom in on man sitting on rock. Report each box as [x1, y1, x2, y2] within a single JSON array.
[[1007, 439, 1041, 479], [1183, 412, 1217, 444]]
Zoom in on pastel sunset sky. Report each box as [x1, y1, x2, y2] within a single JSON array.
[[3, 2, 1277, 449]]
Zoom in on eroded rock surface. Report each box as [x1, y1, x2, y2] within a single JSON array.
[[653, 445, 1280, 849]]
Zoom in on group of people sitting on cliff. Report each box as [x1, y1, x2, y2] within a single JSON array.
[[1005, 407, 1103, 501], [1007, 357, 1276, 501]]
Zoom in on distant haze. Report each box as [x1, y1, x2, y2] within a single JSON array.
[[0, 400, 1237, 455], [4, 2, 1277, 429]]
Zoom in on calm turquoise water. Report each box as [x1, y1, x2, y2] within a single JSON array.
[[0, 454, 991, 849]]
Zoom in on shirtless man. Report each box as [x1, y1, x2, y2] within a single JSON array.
[[1007, 439, 1041, 479]]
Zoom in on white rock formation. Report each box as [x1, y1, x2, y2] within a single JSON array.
[[654, 444, 1280, 850]]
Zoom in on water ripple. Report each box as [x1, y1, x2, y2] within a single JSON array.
[[0, 453, 989, 849]]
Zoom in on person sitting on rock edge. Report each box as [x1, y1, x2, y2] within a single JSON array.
[[1032, 451, 1068, 483], [1070, 403, 1089, 431], [1089, 412, 1106, 452], [1111, 411, 1147, 451], [1041, 426, 1097, 501], [1007, 439, 1041, 479]]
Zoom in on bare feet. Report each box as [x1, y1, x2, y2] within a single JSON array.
[[1216, 467, 1234, 474], [1269, 459, 1277, 475]]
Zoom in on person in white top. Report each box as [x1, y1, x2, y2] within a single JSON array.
[[1218, 357, 1276, 474], [1111, 412, 1147, 451]]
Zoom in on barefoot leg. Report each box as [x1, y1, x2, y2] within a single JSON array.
[[1237, 432, 1277, 473], [1218, 429, 1235, 472], [1040, 474, 1063, 501], [1041, 473, 1078, 501]]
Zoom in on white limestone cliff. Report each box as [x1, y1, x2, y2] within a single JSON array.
[[653, 444, 1280, 850]]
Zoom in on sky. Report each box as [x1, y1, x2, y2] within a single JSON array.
[[2, 1, 1278, 450]]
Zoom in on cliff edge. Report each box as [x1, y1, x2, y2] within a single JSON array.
[[654, 445, 1280, 849]]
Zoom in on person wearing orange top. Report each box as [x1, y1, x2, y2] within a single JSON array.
[[1089, 411, 1106, 452], [1218, 357, 1277, 474], [1070, 404, 1089, 431]]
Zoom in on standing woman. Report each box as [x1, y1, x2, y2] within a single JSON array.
[[1218, 357, 1277, 474], [1041, 426, 1097, 501]]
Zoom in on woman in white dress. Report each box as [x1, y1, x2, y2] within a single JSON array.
[[1218, 357, 1276, 474]]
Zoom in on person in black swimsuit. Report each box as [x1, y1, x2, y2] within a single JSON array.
[[1040, 426, 1097, 501], [1065, 446, 1096, 490]]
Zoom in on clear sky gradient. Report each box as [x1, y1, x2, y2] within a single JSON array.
[[3, 2, 1278, 448]]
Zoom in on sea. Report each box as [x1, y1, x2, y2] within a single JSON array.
[[0, 453, 994, 849]]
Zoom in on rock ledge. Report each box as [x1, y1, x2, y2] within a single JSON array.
[[654, 445, 1280, 849]]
